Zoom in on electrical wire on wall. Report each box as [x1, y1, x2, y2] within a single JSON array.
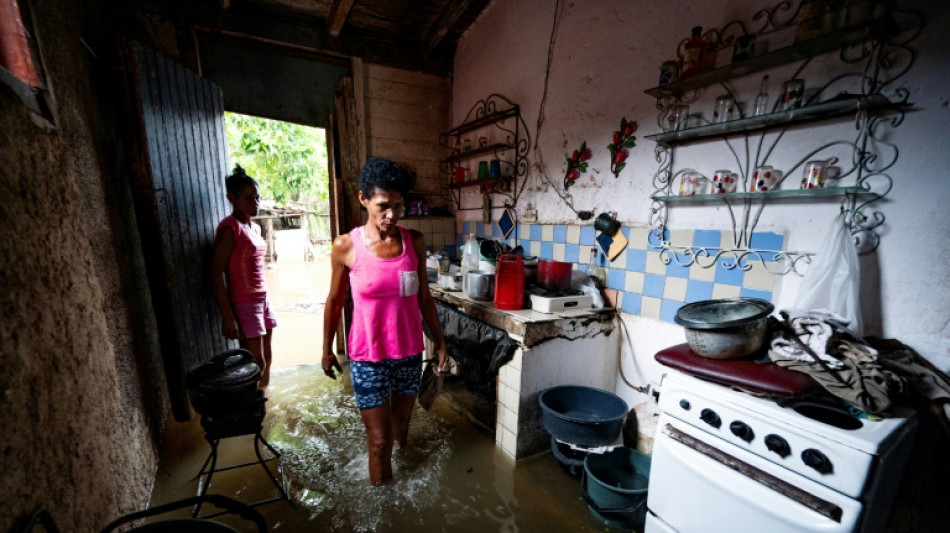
[[517, 0, 593, 221]]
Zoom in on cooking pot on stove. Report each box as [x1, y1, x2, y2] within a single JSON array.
[[537, 259, 572, 292], [186, 349, 261, 415], [674, 298, 774, 359], [465, 270, 495, 300]]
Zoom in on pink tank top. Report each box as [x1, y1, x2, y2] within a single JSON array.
[[347, 226, 424, 362], [217, 215, 267, 302]]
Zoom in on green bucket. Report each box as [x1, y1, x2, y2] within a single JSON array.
[[581, 447, 651, 531]]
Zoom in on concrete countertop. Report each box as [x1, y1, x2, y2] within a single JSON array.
[[429, 284, 615, 348]]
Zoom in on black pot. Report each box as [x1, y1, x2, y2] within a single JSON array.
[[186, 349, 261, 415]]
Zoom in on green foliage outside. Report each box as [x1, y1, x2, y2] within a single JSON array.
[[224, 112, 330, 205]]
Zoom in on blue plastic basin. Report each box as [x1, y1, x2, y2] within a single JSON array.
[[538, 386, 628, 446]]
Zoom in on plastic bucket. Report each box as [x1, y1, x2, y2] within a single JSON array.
[[538, 386, 628, 446], [582, 447, 651, 531]]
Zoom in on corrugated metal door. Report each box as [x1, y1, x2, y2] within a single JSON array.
[[123, 41, 232, 420]]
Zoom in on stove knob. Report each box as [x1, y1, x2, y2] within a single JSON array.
[[679, 399, 691, 410], [729, 421, 755, 442], [699, 408, 721, 428], [764, 434, 791, 458], [802, 448, 833, 474]]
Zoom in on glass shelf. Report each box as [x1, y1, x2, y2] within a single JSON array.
[[644, 16, 900, 98], [653, 186, 879, 204], [445, 143, 513, 163], [446, 177, 510, 190], [646, 94, 899, 145], [442, 108, 519, 137]]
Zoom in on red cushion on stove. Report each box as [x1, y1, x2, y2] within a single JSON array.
[[655, 343, 820, 398]]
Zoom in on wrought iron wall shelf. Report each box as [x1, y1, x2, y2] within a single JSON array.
[[439, 94, 529, 209], [645, 16, 900, 98], [653, 186, 880, 204], [646, 94, 899, 145], [645, 2, 919, 275]]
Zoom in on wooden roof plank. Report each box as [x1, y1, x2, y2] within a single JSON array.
[[328, 0, 356, 37]]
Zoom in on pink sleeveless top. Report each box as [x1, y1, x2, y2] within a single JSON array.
[[217, 215, 267, 302], [347, 225, 424, 362]]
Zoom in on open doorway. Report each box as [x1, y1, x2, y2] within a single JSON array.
[[224, 111, 332, 369]]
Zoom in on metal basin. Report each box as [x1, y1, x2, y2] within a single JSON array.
[[674, 298, 774, 359]]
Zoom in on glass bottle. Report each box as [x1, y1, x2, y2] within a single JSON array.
[[681, 26, 705, 77], [586, 248, 606, 288], [461, 233, 480, 293], [753, 75, 770, 116]]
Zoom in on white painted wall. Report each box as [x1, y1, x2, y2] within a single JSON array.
[[452, 0, 950, 396]]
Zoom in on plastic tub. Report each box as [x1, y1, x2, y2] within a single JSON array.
[[582, 447, 651, 531], [538, 386, 628, 446]]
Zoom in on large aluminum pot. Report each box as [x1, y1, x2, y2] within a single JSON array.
[[465, 270, 495, 300], [674, 298, 774, 359]]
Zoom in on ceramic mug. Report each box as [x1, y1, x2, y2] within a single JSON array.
[[669, 104, 690, 131], [801, 160, 827, 189], [712, 170, 738, 193], [679, 171, 709, 195], [750, 166, 782, 192]]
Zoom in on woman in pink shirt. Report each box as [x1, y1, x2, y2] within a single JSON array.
[[210, 166, 277, 388], [322, 157, 448, 485]]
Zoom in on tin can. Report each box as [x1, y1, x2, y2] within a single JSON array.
[[659, 60, 680, 85]]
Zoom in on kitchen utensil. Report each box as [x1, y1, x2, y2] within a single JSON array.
[[779, 79, 805, 111], [494, 254, 525, 310], [669, 104, 690, 131], [800, 160, 830, 189], [750, 165, 781, 192], [465, 270, 495, 300], [680, 171, 710, 195], [713, 94, 736, 123], [711, 170, 737, 193], [537, 259, 572, 292], [596, 230, 628, 262], [438, 272, 463, 291], [594, 212, 620, 234], [674, 298, 775, 359]]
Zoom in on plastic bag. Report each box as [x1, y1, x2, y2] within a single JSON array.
[[794, 213, 863, 336]]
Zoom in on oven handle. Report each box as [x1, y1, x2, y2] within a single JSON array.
[[663, 423, 843, 523]]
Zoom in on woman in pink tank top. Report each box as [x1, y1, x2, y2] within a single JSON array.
[[210, 166, 277, 388], [322, 157, 448, 485]]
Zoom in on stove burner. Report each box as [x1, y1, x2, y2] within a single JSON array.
[[527, 285, 582, 298]]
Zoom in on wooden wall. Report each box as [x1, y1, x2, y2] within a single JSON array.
[[363, 64, 451, 211]]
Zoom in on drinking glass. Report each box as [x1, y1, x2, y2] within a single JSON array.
[[713, 95, 736, 123]]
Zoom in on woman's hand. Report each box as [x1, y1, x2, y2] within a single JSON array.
[[322, 352, 343, 379], [436, 344, 449, 374], [221, 316, 240, 340]]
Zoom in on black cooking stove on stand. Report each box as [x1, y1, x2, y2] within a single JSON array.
[[645, 344, 918, 533], [185, 349, 291, 519]]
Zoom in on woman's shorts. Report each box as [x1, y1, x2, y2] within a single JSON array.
[[233, 298, 277, 339], [350, 353, 423, 410]]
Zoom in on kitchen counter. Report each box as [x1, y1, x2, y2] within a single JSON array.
[[427, 284, 620, 459]]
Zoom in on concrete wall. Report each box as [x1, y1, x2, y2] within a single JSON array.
[[363, 63, 451, 211], [0, 1, 167, 530], [452, 0, 950, 400]]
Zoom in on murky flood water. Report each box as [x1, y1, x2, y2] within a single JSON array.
[[150, 364, 615, 532]]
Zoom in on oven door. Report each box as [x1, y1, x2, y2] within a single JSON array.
[[647, 413, 862, 533]]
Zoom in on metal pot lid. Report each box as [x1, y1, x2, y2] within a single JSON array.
[[674, 298, 774, 329], [197, 361, 261, 390], [186, 349, 261, 390]]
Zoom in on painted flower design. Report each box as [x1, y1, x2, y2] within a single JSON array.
[[564, 141, 592, 189], [608, 118, 637, 178]]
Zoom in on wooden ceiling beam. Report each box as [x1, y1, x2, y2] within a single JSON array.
[[328, 0, 356, 37], [421, 0, 488, 57]]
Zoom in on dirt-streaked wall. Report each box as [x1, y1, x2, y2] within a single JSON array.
[[0, 1, 168, 531]]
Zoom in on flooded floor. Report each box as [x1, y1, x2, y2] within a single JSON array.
[[149, 249, 619, 532], [149, 365, 609, 532]]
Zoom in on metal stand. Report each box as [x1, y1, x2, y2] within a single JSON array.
[[192, 425, 291, 519]]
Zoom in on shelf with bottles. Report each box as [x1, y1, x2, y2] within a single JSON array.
[[445, 142, 516, 163], [646, 94, 902, 145], [445, 176, 511, 191], [645, 15, 900, 98]]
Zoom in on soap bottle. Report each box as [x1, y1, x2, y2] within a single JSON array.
[[461, 233, 480, 293], [681, 26, 706, 77]]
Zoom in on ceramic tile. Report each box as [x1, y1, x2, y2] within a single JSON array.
[[610, 246, 627, 269], [540, 241, 553, 259], [606, 268, 625, 290], [553, 225, 567, 243], [663, 277, 688, 301], [502, 428, 517, 457], [553, 243, 566, 261], [627, 227, 651, 250], [419, 219, 432, 233], [620, 292, 640, 314], [689, 262, 717, 281], [530, 224, 542, 241], [646, 251, 667, 275], [712, 283, 742, 299], [580, 225, 596, 245], [643, 274, 665, 298], [641, 296, 662, 319], [685, 280, 715, 302], [665, 251, 691, 278], [692, 229, 722, 248], [529, 241, 541, 257], [719, 231, 737, 249], [566, 225, 581, 244], [624, 271, 645, 293], [564, 244, 580, 264], [626, 249, 647, 272], [503, 406, 518, 431], [507, 370, 521, 394], [740, 287, 773, 301], [541, 224, 554, 242], [671, 229, 695, 247], [742, 262, 776, 291], [660, 299, 684, 323], [509, 348, 523, 373], [714, 261, 745, 286]]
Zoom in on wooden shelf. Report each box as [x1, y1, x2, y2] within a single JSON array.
[[644, 16, 901, 98]]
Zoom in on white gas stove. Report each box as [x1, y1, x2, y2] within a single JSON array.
[[646, 371, 917, 533]]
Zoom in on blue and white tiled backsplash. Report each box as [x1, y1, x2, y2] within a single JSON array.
[[408, 218, 782, 325]]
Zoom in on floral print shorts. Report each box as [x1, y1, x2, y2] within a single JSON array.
[[349, 353, 423, 410]]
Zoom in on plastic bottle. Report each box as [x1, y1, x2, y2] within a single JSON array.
[[753, 75, 771, 116], [586, 248, 607, 288], [681, 26, 706, 77], [461, 234, 479, 293]]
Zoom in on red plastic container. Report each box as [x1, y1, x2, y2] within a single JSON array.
[[494, 254, 525, 310], [537, 259, 572, 292]]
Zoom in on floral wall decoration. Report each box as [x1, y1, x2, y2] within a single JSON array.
[[608, 118, 638, 178], [564, 141, 592, 189]]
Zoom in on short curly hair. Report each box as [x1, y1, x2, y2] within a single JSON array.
[[225, 164, 258, 196], [359, 157, 412, 200]]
